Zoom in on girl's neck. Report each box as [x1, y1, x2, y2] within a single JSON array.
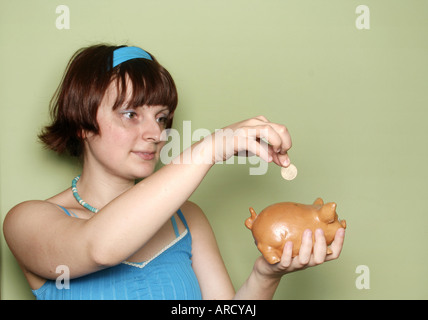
[[75, 168, 136, 212]]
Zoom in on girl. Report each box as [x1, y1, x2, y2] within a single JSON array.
[[3, 44, 345, 300]]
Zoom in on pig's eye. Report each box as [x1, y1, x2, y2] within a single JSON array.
[[328, 214, 338, 223]]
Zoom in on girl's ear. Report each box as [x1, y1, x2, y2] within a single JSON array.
[[78, 130, 94, 140]]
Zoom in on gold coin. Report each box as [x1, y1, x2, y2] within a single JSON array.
[[281, 163, 298, 180]]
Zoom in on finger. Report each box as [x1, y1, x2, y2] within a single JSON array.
[[247, 117, 290, 153], [279, 241, 293, 269], [241, 124, 289, 155], [232, 121, 292, 165], [262, 122, 292, 155], [234, 127, 278, 162], [298, 229, 313, 265], [253, 115, 269, 123], [251, 123, 292, 166], [325, 228, 345, 261], [313, 229, 327, 265], [245, 138, 271, 163], [271, 150, 290, 167], [243, 125, 283, 153]]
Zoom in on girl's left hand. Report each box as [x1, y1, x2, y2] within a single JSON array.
[[253, 228, 346, 279]]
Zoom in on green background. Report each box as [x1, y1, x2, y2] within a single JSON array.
[[1, 0, 427, 299]]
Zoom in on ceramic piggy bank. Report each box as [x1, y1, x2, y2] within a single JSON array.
[[245, 198, 346, 264]]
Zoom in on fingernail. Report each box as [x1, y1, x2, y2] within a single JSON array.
[[279, 149, 288, 155]]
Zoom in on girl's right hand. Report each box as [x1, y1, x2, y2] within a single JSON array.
[[196, 116, 292, 167]]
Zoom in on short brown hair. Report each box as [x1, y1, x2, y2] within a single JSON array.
[[39, 44, 178, 157]]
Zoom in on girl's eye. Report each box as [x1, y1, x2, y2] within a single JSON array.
[[122, 111, 137, 119], [156, 115, 168, 125]]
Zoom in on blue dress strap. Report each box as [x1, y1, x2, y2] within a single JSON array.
[[176, 209, 189, 230], [170, 216, 180, 237], [57, 205, 79, 218]]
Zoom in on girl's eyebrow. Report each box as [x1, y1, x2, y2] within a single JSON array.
[[118, 103, 170, 113], [152, 106, 170, 113]]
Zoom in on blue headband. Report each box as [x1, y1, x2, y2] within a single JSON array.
[[112, 46, 153, 67]]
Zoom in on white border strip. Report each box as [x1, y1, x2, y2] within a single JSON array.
[[121, 229, 188, 269]]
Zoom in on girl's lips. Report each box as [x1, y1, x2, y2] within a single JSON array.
[[133, 151, 156, 161]]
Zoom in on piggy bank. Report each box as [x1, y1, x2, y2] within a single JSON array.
[[245, 198, 346, 264]]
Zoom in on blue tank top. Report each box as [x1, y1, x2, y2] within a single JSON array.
[[32, 207, 202, 300]]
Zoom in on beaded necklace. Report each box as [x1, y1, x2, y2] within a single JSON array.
[[71, 175, 99, 213]]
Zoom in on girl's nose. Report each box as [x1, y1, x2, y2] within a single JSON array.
[[141, 117, 162, 143]]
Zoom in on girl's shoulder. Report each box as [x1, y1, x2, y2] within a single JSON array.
[[179, 201, 213, 239], [180, 201, 206, 224], [6, 199, 61, 218], [3, 187, 79, 239], [5, 187, 72, 221], [3, 200, 66, 237]]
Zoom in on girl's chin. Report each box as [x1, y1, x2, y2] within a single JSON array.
[[130, 165, 158, 180]]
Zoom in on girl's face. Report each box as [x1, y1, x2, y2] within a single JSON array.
[[83, 81, 171, 180]]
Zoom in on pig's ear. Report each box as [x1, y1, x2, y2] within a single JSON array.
[[319, 202, 337, 223], [313, 198, 324, 206], [245, 207, 258, 230]]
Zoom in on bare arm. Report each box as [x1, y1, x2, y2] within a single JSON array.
[[4, 116, 291, 281], [3, 146, 213, 280], [182, 201, 236, 299], [88, 116, 290, 269]]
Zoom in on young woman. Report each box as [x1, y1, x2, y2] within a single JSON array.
[[3, 44, 345, 300]]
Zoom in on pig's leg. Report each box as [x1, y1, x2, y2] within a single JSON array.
[[258, 243, 282, 264]]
